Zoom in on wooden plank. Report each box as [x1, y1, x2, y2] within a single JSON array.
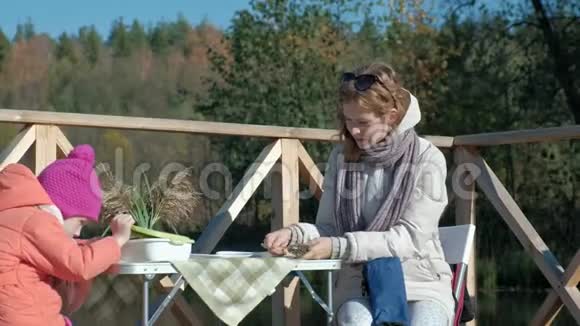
[[0, 109, 454, 147], [297, 141, 324, 200], [271, 139, 300, 229], [0, 124, 36, 170], [460, 148, 580, 323], [461, 148, 564, 283], [272, 139, 300, 326], [426, 135, 454, 148], [531, 291, 562, 326], [532, 250, 580, 326], [54, 126, 74, 156], [453, 147, 478, 326], [560, 250, 580, 323], [560, 287, 580, 323], [454, 125, 580, 146], [35, 125, 57, 175], [272, 277, 300, 326], [193, 140, 282, 254], [0, 109, 338, 142], [159, 276, 185, 291], [563, 249, 580, 287]]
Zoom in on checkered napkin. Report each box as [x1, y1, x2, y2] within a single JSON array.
[[171, 255, 295, 326]]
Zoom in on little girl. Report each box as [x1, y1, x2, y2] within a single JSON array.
[[0, 145, 134, 326]]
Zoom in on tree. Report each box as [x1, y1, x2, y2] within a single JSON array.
[[0, 28, 9, 66], [198, 0, 345, 180], [23, 19, 35, 40], [530, 0, 580, 123], [109, 18, 131, 57], [13, 18, 36, 42], [129, 20, 147, 49], [171, 14, 191, 46], [79, 26, 101, 65], [55, 33, 76, 63], [148, 15, 191, 55], [149, 23, 170, 54]]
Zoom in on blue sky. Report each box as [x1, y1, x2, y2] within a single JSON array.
[[1, 0, 251, 38], [1, 0, 505, 40]]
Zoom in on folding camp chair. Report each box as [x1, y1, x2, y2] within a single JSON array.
[[438, 224, 476, 326]]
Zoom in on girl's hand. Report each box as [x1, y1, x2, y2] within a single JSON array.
[[110, 214, 135, 247], [302, 237, 332, 260], [263, 228, 292, 256]]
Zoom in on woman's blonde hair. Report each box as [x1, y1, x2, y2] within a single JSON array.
[[338, 63, 411, 161]]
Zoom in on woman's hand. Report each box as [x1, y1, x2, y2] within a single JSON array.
[[263, 228, 292, 256], [302, 237, 332, 260]]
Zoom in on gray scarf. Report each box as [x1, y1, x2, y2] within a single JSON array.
[[335, 129, 420, 233]]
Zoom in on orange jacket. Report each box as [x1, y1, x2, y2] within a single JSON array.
[[0, 164, 120, 326]]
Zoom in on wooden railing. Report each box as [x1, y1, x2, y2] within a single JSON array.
[[1, 108, 579, 326]]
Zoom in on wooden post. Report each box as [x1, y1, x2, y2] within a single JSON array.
[[193, 140, 282, 254], [297, 141, 324, 200], [272, 139, 301, 326], [54, 126, 74, 157], [189, 141, 282, 324], [460, 148, 580, 324], [454, 147, 478, 325], [0, 124, 36, 170], [35, 125, 57, 175], [532, 249, 580, 325], [532, 291, 563, 326]]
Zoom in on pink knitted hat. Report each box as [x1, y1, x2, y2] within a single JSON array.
[[38, 144, 102, 222]]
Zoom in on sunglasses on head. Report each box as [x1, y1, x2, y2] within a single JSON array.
[[341, 72, 387, 92]]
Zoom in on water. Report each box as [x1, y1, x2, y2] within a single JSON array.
[[476, 291, 576, 326]]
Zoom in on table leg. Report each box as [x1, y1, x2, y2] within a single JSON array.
[[143, 274, 154, 326], [327, 271, 333, 326], [148, 275, 185, 325]]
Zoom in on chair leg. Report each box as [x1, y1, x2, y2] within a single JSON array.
[[454, 264, 468, 301], [453, 264, 469, 326]]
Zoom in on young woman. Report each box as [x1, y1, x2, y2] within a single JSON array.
[[264, 63, 454, 325]]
